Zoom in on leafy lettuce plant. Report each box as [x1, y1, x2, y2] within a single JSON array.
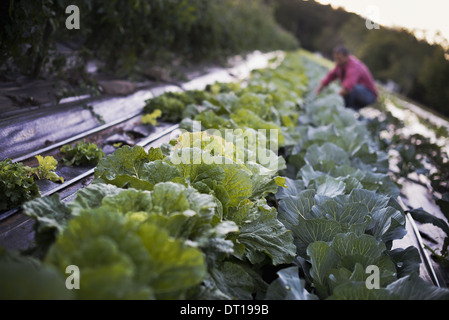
[[60, 140, 105, 166], [45, 208, 206, 299], [0, 159, 40, 211], [25, 155, 64, 183], [22, 182, 226, 299]]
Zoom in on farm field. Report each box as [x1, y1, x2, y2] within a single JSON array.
[[1, 49, 448, 301]]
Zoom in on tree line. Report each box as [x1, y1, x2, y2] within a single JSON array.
[[0, 0, 298, 79]]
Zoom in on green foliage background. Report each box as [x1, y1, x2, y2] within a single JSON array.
[[0, 0, 299, 78]]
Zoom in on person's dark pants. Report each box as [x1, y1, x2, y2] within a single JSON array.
[[343, 84, 376, 110]]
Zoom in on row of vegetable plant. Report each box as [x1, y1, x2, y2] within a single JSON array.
[[1, 51, 448, 300]]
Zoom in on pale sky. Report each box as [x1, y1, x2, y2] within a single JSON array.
[[315, 0, 449, 47]]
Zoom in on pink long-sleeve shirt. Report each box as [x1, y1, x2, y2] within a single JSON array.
[[320, 55, 378, 97]]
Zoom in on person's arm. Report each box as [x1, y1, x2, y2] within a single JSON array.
[[316, 67, 338, 94]]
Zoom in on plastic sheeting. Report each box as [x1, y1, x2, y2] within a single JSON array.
[[0, 51, 280, 161]]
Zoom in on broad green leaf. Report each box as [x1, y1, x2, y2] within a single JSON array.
[[331, 233, 397, 287], [265, 266, 318, 300], [140, 160, 182, 185], [386, 273, 449, 300], [138, 223, 206, 298], [23, 194, 72, 234], [233, 109, 285, 147], [360, 171, 400, 199], [306, 232, 399, 299], [304, 143, 350, 171], [147, 147, 165, 161], [307, 241, 339, 298], [313, 175, 346, 197], [101, 188, 153, 214], [291, 218, 345, 257], [329, 165, 361, 178], [22, 194, 72, 256], [327, 262, 366, 291], [70, 183, 122, 215], [95, 174, 154, 190], [151, 182, 190, 215], [233, 205, 296, 265], [195, 110, 230, 130], [184, 187, 217, 218], [222, 164, 253, 207], [94, 145, 152, 182], [278, 189, 317, 228], [233, 92, 272, 117], [331, 125, 366, 155], [328, 282, 394, 300], [311, 201, 370, 234], [248, 164, 285, 200], [193, 164, 227, 185], [331, 233, 387, 269], [298, 164, 324, 187], [351, 142, 378, 164], [208, 262, 254, 300], [306, 123, 338, 143], [388, 247, 421, 278], [367, 207, 407, 242], [342, 176, 364, 193], [347, 189, 390, 213], [143, 212, 192, 239]]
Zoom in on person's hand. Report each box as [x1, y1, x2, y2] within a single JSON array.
[[339, 87, 349, 96], [315, 86, 322, 95]]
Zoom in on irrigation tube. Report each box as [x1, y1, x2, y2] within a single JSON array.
[[397, 196, 441, 287], [136, 124, 180, 147], [406, 212, 441, 288], [11, 111, 142, 163]]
